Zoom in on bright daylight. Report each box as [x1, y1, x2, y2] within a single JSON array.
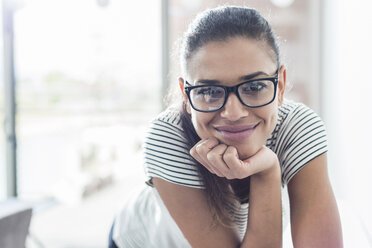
[[1, 0, 372, 247]]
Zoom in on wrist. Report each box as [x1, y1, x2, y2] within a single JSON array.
[[252, 158, 281, 181]]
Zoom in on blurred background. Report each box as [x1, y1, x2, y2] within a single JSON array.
[[0, 0, 371, 247]]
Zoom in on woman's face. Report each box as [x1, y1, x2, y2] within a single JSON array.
[[180, 37, 286, 159]]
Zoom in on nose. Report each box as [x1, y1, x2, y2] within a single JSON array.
[[220, 93, 249, 121]]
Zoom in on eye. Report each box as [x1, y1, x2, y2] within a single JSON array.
[[195, 86, 224, 98], [240, 81, 269, 94], [192, 86, 225, 104]]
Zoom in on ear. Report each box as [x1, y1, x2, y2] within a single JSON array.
[[178, 77, 192, 114], [277, 65, 287, 106]]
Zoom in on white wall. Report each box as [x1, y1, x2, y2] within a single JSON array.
[[322, 0, 372, 236], [0, 1, 7, 201]]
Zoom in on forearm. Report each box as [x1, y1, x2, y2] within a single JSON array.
[[241, 164, 282, 248]]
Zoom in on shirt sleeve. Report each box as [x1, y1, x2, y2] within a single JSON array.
[[277, 103, 328, 184], [143, 111, 204, 189]]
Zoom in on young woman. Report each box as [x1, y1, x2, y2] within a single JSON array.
[[110, 6, 343, 248]]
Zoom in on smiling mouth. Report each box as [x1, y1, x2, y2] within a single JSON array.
[[214, 123, 259, 141]]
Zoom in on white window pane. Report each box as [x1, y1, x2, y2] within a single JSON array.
[[14, 0, 161, 201]]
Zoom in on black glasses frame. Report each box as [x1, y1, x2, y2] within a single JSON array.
[[184, 74, 279, 112]]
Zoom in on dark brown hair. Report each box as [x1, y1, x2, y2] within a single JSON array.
[[179, 6, 281, 226]]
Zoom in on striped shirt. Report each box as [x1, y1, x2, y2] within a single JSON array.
[[143, 99, 328, 237]]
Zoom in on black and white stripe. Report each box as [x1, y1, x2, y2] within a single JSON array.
[[266, 101, 328, 184], [144, 110, 204, 188], [143, 100, 328, 234]]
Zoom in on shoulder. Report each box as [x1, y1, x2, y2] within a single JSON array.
[[155, 107, 183, 128], [270, 99, 328, 184], [145, 106, 190, 154], [144, 107, 204, 189], [278, 99, 315, 123], [148, 107, 185, 140], [275, 99, 327, 145]]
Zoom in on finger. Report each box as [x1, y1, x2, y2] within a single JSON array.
[[242, 146, 278, 175], [206, 144, 229, 177], [190, 138, 219, 173], [222, 146, 248, 179], [191, 149, 216, 174], [190, 146, 213, 172], [194, 138, 219, 167], [195, 138, 219, 155]]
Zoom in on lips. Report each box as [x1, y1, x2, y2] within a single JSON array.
[[214, 123, 259, 141]]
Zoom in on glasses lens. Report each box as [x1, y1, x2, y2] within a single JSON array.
[[238, 79, 275, 106], [189, 86, 225, 111]]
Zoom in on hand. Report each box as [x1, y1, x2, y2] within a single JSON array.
[[190, 137, 279, 179]]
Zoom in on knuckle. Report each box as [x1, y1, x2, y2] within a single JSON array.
[[219, 144, 228, 150], [208, 137, 219, 145], [195, 144, 203, 153], [190, 147, 196, 156], [206, 152, 215, 162], [206, 139, 217, 148], [223, 151, 233, 161]]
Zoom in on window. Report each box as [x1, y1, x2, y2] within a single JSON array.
[[13, 0, 161, 201]]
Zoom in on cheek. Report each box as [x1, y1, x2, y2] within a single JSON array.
[[257, 106, 277, 134], [267, 108, 278, 133], [191, 112, 214, 139]]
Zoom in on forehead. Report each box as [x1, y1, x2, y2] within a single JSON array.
[[186, 37, 277, 82]]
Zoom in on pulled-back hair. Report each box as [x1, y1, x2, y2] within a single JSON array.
[[179, 6, 281, 227], [180, 6, 280, 75]]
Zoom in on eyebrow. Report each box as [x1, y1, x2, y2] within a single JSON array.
[[194, 71, 270, 85]]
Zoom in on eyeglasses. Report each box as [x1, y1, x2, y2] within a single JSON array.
[[184, 73, 279, 112]]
